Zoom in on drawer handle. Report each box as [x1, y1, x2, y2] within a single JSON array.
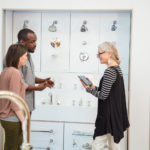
[[72, 131, 93, 136], [82, 143, 92, 150], [73, 139, 78, 147], [31, 129, 54, 134], [49, 129, 54, 134], [49, 138, 54, 144], [46, 147, 51, 150], [31, 146, 50, 150]]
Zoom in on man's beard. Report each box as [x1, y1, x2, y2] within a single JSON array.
[[28, 49, 35, 53]]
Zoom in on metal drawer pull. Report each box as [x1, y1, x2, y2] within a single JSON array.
[[49, 138, 54, 144], [73, 139, 78, 147], [82, 143, 92, 150], [31, 129, 54, 134], [32, 146, 50, 150], [72, 131, 93, 136], [49, 129, 54, 133]]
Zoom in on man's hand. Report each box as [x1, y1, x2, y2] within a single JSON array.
[[36, 82, 47, 91], [44, 77, 51, 81], [45, 78, 54, 88]]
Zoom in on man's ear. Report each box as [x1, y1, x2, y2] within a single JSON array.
[[19, 40, 25, 45]]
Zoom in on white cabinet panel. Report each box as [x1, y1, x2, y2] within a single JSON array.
[[117, 12, 131, 75], [41, 12, 70, 72], [64, 123, 94, 150], [64, 123, 127, 150], [7, 11, 130, 150], [5, 11, 13, 54], [70, 12, 100, 73], [33, 72, 99, 108], [31, 121, 63, 150], [124, 74, 129, 109], [99, 12, 131, 75], [12, 11, 41, 72]]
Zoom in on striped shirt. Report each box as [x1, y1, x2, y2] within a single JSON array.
[[86, 66, 123, 100]]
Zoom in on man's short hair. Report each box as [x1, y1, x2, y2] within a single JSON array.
[[17, 28, 35, 42]]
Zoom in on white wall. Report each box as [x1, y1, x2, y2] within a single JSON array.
[[0, 0, 150, 150]]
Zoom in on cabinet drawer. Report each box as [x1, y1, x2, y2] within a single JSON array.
[[31, 121, 63, 150], [64, 123, 94, 150]]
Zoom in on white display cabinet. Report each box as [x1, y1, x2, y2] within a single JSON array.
[[64, 123, 94, 150], [41, 12, 70, 73], [3, 10, 131, 150], [70, 12, 100, 73], [98, 12, 131, 75], [12, 11, 42, 72], [124, 75, 129, 109], [31, 121, 63, 150], [34, 72, 100, 107]]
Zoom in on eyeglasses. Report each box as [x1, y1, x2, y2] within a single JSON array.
[[96, 52, 105, 57]]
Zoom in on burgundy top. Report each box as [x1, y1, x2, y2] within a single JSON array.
[[0, 67, 25, 118]]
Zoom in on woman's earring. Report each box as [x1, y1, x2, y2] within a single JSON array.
[[108, 59, 111, 65]]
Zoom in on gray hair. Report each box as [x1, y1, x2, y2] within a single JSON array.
[[98, 41, 121, 65]]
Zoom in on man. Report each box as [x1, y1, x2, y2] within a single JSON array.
[[15, 28, 54, 112]]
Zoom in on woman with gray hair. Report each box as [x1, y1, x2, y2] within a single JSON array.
[[79, 41, 129, 150]]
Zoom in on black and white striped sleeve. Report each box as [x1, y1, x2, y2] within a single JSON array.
[[86, 68, 117, 100]]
